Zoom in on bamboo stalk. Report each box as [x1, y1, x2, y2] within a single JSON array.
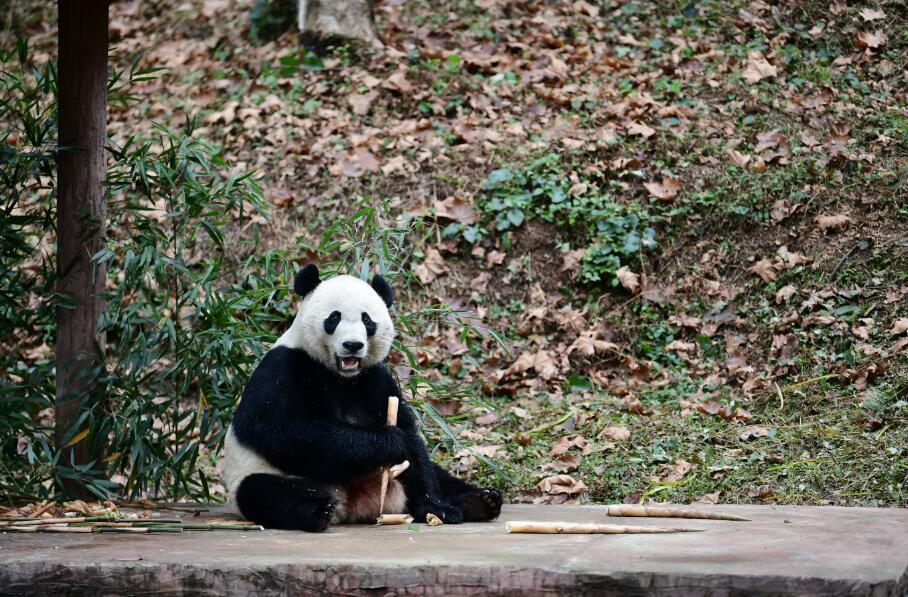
[[3, 526, 92, 533], [180, 524, 264, 531], [388, 460, 410, 479], [3, 515, 114, 527], [113, 501, 209, 514], [506, 521, 702, 534], [376, 514, 413, 525], [606, 505, 750, 522], [96, 526, 183, 533], [378, 396, 400, 517]]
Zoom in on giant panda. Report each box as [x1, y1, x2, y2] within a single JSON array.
[[223, 264, 503, 531]]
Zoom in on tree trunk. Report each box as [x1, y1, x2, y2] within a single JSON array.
[[298, 0, 382, 49], [56, 0, 108, 498]]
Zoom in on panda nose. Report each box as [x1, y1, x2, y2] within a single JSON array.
[[343, 341, 364, 353]]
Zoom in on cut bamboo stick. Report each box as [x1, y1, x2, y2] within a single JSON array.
[[113, 501, 209, 514], [606, 504, 750, 522], [3, 526, 92, 533], [376, 514, 413, 525], [378, 396, 400, 517], [506, 521, 702, 534], [2, 521, 261, 533], [388, 460, 410, 479], [2, 515, 114, 527], [179, 524, 265, 531]]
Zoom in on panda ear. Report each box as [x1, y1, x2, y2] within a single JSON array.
[[371, 274, 393, 308], [293, 264, 321, 296]]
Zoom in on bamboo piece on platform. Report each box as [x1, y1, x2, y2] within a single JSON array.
[[113, 501, 209, 514], [179, 524, 265, 531], [3, 526, 92, 533], [376, 514, 414, 525], [426, 513, 443, 526], [2, 515, 118, 527], [378, 396, 400, 517], [506, 521, 702, 534], [606, 504, 750, 522]]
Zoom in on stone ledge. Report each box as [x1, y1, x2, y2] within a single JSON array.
[[1, 504, 906, 596]]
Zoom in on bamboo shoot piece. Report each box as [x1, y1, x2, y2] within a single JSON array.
[[607, 504, 749, 522], [388, 460, 409, 479], [506, 521, 702, 534], [426, 513, 443, 526], [378, 396, 400, 517], [376, 514, 414, 525]]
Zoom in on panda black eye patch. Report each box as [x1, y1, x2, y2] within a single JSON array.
[[324, 311, 342, 334], [361, 312, 376, 336]]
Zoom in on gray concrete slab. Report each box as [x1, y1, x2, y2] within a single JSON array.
[[1, 504, 906, 596]]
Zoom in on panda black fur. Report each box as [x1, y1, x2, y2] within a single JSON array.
[[223, 264, 503, 531]]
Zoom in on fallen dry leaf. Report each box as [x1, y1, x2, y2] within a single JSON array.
[[549, 435, 588, 456], [775, 284, 797, 304], [434, 195, 478, 225], [856, 31, 888, 49], [542, 453, 581, 473], [747, 259, 778, 282], [815, 214, 851, 232], [890, 318, 908, 336], [626, 121, 655, 138], [652, 459, 694, 483], [859, 8, 886, 21], [537, 474, 587, 496], [738, 426, 770, 441], [695, 492, 720, 505], [505, 350, 559, 380], [384, 68, 413, 93], [777, 246, 810, 269], [413, 247, 449, 284], [597, 426, 630, 442], [616, 266, 641, 293], [664, 340, 696, 353], [643, 176, 681, 201], [567, 330, 619, 357], [727, 148, 751, 168], [348, 91, 378, 116], [269, 187, 294, 208], [742, 51, 777, 84], [561, 248, 586, 272]]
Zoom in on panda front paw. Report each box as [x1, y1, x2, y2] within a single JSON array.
[[413, 500, 464, 525], [457, 488, 503, 522]]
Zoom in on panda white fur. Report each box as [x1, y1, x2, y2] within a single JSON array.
[[223, 264, 502, 531]]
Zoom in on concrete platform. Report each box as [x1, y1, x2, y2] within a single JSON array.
[[1, 504, 907, 596]]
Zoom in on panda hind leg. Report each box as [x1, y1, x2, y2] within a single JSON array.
[[432, 463, 503, 522], [236, 473, 337, 532]]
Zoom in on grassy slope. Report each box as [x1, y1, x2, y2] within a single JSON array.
[[8, 0, 907, 505]]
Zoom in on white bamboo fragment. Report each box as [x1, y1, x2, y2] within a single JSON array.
[[506, 521, 702, 534], [388, 460, 409, 479], [376, 514, 413, 526], [378, 396, 400, 517], [606, 504, 750, 522], [426, 513, 443, 526]]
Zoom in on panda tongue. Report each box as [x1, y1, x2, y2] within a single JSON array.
[[341, 356, 359, 370]]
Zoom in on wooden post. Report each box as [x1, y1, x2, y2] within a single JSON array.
[[55, 0, 109, 497]]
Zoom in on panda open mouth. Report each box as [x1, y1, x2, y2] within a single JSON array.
[[336, 356, 362, 373]]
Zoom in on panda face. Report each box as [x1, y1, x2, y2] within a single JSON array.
[[277, 269, 395, 378]]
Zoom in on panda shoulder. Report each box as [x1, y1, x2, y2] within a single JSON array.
[[247, 346, 319, 388]]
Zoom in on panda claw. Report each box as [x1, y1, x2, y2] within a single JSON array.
[[304, 498, 336, 532], [458, 488, 503, 522]]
